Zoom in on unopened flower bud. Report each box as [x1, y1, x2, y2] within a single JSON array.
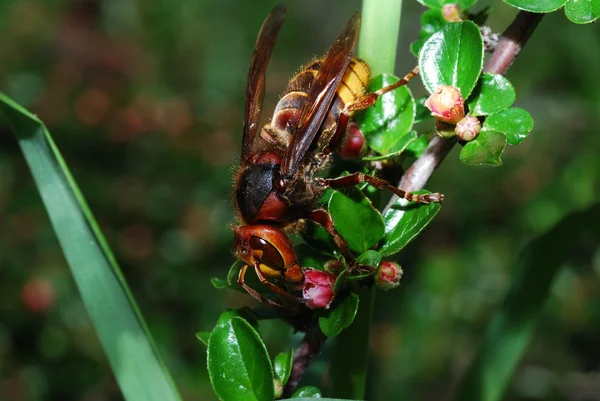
[[425, 85, 465, 124], [442, 4, 462, 22], [455, 116, 481, 141], [375, 261, 403, 291], [339, 123, 366, 158], [302, 269, 336, 309]]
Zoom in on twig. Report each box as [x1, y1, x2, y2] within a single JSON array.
[[282, 322, 326, 397], [386, 11, 544, 211]]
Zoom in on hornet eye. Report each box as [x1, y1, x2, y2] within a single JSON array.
[[249, 236, 284, 269]]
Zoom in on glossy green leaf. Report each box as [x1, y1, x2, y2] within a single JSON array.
[[483, 108, 534, 145], [593, 0, 600, 17], [417, 0, 478, 9], [227, 260, 245, 285], [196, 332, 210, 347], [411, 9, 449, 57], [328, 189, 385, 254], [355, 74, 415, 155], [302, 221, 336, 256], [356, 250, 382, 268], [319, 293, 360, 337], [291, 386, 323, 398], [419, 21, 484, 99], [207, 317, 274, 401], [273, 348, 294, 385], [565, 0, 599, 23], [211, 277, 229, 289], [380, 194, 442, 256], [467, 73, 516, 116], [459, 131, 507, 166], [361, 131, 418, 161], [0, 94, 181, 401], [504, 0, 568, 12], [456, 204, 600, 401]]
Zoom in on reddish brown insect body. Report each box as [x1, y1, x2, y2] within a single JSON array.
[[232, 5, 443, 308]]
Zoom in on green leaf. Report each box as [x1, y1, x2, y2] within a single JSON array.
[[356, 250, 382, 268], [456, 204, 600, 401], [211, 277, 229, 289], [564, 0, 599, 23], [291, 386, 323, 398], [319, 293, 360, 337], [355, 74, 415, 155], [0, 94, 181, 401], [467, 73, 516, 116], [361, 131, 418, 161], [328, 189, 385, 254], [504, 0, 568, 12], [302, 222, 337, 256], [411, 9, 449, 57], [483, 108, 534, 146], [419, 21, 484, 99], [207, 317, 274, 401], [380, 194, 442, 256], [273, 348, 294, 385], [196, 332, 210, 347], [227, 260, 245, 285], [417, 0, 478, 9], [593, 0, 600, 17], [459, 131, 507, 166]]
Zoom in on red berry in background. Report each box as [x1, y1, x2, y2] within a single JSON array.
[[338, 123, 366, 158], [21, 277, 55, 313], [455, 116, 482, 141], [375, 261, 403, 291], [302, 269, 336, 309], [425, 85, 465, 124]]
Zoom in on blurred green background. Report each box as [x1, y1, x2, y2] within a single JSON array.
[[1, 0, 599, 400]]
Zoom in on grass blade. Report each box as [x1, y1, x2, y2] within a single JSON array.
[[0, 93, 182, 401], [455, 203, 600, 401]]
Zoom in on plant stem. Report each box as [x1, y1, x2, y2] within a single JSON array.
[[328, 0, 404, 399], [329, 286, 375, 398], [357, 0, 402, 76]]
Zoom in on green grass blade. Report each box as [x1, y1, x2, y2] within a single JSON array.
[[455, 204, 600, 401], [0, 93, 182, 401]]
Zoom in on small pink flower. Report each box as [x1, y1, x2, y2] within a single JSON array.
[[455, 116, 481, 141], [375, 261, 403, 291], [425, 85, 465, 124], [302, 269, 336, 309]]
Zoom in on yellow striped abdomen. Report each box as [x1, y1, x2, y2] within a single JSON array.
[[269, 58, 370, 149]]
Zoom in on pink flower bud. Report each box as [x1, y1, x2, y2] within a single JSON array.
[[425, 85, 465, 124], [339, 123, 366, 158], [375, 261, 403, 291], [302, 269, 336, 309], [442, 4, 462, 22], [455, 116, 481, 141]]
